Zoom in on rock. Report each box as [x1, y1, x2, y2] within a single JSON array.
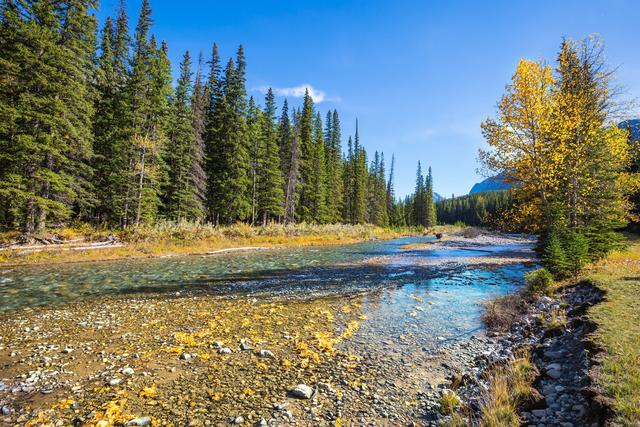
[[233, 416, 244, 424], [239, 342, 253, 351], [531, 409, 547, 418], [547, 369, 562, 379], [218, 347, 232, 355], [126, 417, 152, 426], [272, 402, 289, 410], [212, 341, 224, 348], [1, 405, 12, 415], [109, 378, 122, 386], [288, 384, 313, 399], [257, 419, 267, 426], [121, 367, 134, 376], [179, 352, 192, 360], [258, 349, 274, 358]]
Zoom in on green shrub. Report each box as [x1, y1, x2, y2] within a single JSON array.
[[541, 232, 571, 278], [525, 268, 553, 295], [563, 230, 589, 275]]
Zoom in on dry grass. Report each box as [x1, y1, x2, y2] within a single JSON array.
[[479, 353, 540, 427], [0, 222, 414, 266], [481, 293, 528, 333], [585, 237, 640, 425]]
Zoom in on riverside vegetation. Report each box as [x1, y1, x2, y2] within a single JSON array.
[[1, 0, 640, 426]]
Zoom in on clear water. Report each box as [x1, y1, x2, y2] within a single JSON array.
[[0, 236, 535, 351]]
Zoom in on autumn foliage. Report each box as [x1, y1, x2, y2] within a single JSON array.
[[479, 36, 637, 274]]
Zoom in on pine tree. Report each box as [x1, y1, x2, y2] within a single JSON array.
[[342, 136, 354, 223], [165, 50, 204, 220], [0, 0, 97, 232], [387, 154, 398, 226], [207, 48, 250, 224], [297, 89, 315, 222], [247, 97, 261, 224], [257, 89, 285, 224], [352, 121, 367, 224], [413, 162, 425, 226], [325, 109, 343, 223], [425, 166, 436, 227], [283, 104, 301, 223], [190, 52, 208, 219], [310, 113, 328, 222], [93, 1, 131, 225], [204, 42, 221, 221]]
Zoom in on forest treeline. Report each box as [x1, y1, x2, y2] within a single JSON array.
[[0, 0, 439, 233], [436, 190, 512, 227]]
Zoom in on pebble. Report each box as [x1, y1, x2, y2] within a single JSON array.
[[179, 352, 192, 360], [289, 384, 313, 399], [258, 349, 274, 358], [218, 347, 232, 355], [109, 378, 123, 386], [233, 416, 244, 424], [121, 367, 135, 376], [126, 417, 152, 426]]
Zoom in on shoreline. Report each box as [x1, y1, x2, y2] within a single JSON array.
[[0, 224, 441, 268]]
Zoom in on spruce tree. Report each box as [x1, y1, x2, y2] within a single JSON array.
[[352, 121, 367, 224], [0, 0, 97, 232], [310, 113, 328, 222], [207, 49, 250, 224], [413, 162, 425, 226], [165, 50, 204, 220], [325, 109, 343, 223], [190, 52, 208, 219], [297, 89, 315, 222], [257, 89, 285, 224]]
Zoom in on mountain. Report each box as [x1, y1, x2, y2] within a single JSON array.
[[619, 119, 640, 141], [469, 175, 511, 194]]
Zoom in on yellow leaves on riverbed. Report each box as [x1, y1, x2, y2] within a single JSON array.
[[18, 294, 369, 425]]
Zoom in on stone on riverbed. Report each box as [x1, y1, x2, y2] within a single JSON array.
[[288, 384, 313, 399], [121, 367, 134, 376], [258, 349, 274, 358], [126, 416, 151, 426], [179, 352, 192, 360], [218, 347, 232, 355]]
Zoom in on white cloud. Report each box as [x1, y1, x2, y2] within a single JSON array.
[[255, 84, 340, 103]]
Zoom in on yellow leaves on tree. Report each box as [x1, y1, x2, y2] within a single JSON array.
[[479, 36, 634, 232]]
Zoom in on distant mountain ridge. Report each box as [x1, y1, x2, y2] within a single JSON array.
[[619, 119, 640, 140], [469, 175, 511, 194]]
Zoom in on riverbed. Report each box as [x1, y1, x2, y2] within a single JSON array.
[[0, 233, 535, 426]]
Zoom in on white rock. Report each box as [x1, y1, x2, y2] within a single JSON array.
[[219, 347, 232, 354], [126, 417, 151, 426], [121, 367, 134, 376], [289, 384, 313, 399], [258, 349, 274, 358]]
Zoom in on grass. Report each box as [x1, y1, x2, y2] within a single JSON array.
[[584, 236, 640, 425], [481, 292, 528, 333], [479, 353, 540, 427], [0, 221, 419, 266]]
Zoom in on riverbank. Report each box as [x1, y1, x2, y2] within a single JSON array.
[[0, 229, 532, 426], [432, 236, 640, 426], [0, 223, 452, 267]]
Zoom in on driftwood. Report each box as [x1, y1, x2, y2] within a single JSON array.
[[0, 234, 119, 253]]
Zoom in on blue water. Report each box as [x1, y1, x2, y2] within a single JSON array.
[[0, 235, 535, 349]]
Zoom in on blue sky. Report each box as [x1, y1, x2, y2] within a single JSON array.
[[96, 0, 640, 198]]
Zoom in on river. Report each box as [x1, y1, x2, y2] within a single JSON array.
[[0, 234, 535, 425]]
